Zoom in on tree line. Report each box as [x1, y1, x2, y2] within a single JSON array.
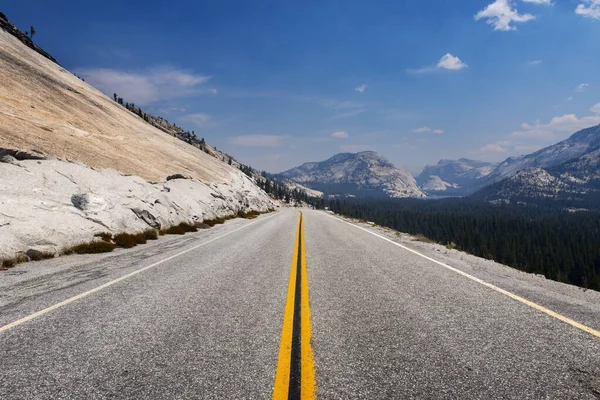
[[324, 198, 600, 291]]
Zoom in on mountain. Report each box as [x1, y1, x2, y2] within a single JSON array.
[[281, 151, 425, 198], [419, 125, 600, 197], [416, 158, 496, 195], [486, 125, 600, 183], [473, 126, 600, 208]]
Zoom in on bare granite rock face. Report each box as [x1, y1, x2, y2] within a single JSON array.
[[0, 158, 276, 259]]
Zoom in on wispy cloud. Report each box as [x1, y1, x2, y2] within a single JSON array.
[[512, 113, 600, 139], [354, 84, 367, 93], [413, 127, 445, 134], [526, 60, 543, 66], [576, 0, 600, 19], [476, 143, 509, 155], [522, 0, 552, 5], [591, 103, 600, 114], [576, 83, 589, 92], [76, 66, 212, 105], [475, 0, 535, 31], [331, 131, 349, 139], [408, 53, 467, 74], [230, 135, 284, 148], [181, 113, 212, 127]]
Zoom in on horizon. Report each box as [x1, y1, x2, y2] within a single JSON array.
[[3, 1, 600, 174]]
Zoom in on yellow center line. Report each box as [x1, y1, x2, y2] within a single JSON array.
[[273, 211, 316, 400]]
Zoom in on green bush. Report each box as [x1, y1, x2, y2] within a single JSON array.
[[70, 241, 117, 254]]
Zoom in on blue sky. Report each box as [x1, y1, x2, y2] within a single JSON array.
[[4, 0, 600, 173]]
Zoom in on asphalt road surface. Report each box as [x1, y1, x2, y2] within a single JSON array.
[[1, 208, 599, 399]]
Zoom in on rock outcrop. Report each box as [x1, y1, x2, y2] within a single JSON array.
[[0, 157, 275, 259]]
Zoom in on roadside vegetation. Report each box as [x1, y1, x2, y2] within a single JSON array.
[[0, 209, 276, 270]]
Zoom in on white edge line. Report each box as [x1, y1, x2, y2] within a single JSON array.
[[324, 212, 600, 340], [0, 213, 279, 333]]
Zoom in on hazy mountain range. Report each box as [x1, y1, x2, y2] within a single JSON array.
[[282, 124, 600, 208]]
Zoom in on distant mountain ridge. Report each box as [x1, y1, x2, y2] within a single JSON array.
[[416, 158, 497, 195], [281, 151, 425, 198], [418, 125, 600, 201], [472, 125, 600, 208]]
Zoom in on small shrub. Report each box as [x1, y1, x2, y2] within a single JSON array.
[[163, 225, 186, 235], [61, 247, 75, 256], [142, 229, 158, 240], [178, 222, 198, 233], [94, 232, 113, 242], [446, 241, 457, 250], [28, 251, 55, 261], [238, 210, 260, 219], [203, 217, 225, 227], [132, 233, 147, 245], [2, 258, 15, 268], [70, 241, 117, 254], [113, 233, 138, 248]]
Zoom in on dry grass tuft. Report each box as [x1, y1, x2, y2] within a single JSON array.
[[412, 234, 433, 243], [93, 232, 113, 242], [68, 241, 117, 254], [142, 228, 158, 240]]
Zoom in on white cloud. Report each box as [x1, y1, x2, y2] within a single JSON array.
[[576, 83, 589, 92], [475, 0, 535, 31], [413, 127, 432, 133], [477, 143, 509, 154], [512, 114, 600, 139], [76, 66, 211, 105], [567, 97, 574, 101], [526, 60, 543, 66], [409, 54, 467, 74], [331, 131, 349, 139], [437, 54, 468, 70], [181, 113, 211, 127], [522, 0, 552, 4], [230, 135, 284, 148], [354, 84, 367, 93], [413, 127, 445, 134], [576, 0, 600, 19], [591, 103, 600, 114]]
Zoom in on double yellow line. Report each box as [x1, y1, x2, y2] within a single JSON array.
[[273, 212, 316, 400]]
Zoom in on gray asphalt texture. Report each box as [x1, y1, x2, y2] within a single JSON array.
[[1, 208, 599, 399]]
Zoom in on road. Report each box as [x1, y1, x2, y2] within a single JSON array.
[[0, 208, 599, 399]]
